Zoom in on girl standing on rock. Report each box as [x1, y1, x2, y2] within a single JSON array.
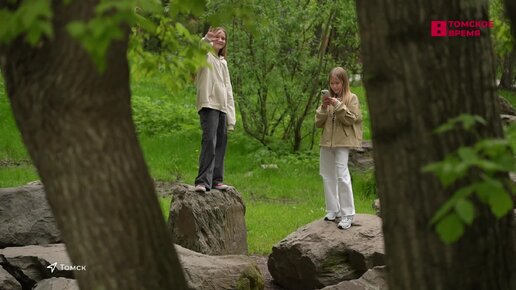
[[194, 27, 236, 193], [315, 67, 363, 229]]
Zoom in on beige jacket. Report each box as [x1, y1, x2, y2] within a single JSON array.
[[315, 93, 363, 148], [196, 51, 236, 130]]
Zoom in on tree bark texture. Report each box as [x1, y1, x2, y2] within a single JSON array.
[[355, 1, 516, 290], [499, 50, 516, 89], [506, 0, 516, 40], [0, 1, 189, 289]]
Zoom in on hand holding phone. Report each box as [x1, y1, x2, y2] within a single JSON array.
[[321, 89, 330, 108]]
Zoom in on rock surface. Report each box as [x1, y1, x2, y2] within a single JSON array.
[[33, 278, 79, 290], [177, 245, 263, 290], [0, 265, 22, 290], [321, 266, 387, 290], [0, 183, 61, 248], [268, 214, 385, 290], [1, 243, 263, 290], [168, 183, 248, 255]]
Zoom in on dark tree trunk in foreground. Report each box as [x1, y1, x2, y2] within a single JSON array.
[[0, 1, 189, 289], [355, 0, 516, 289]]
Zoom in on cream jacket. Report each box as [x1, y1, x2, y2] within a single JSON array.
[[196, 51, 236, 130], [315, 93, 363, 148]]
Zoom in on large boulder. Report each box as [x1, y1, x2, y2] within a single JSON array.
[[0, 244, 263, 290], [177, 245, 263, 290], [349, 141, 374, 170], [168, 183, 248, 255], [268, 214, 385, 290], [0, 265, 21, 290], [321, 266, 387, 290], [0, 244, 74, 289], [33, 278, 79, 290], [0, 182, 61, 248]]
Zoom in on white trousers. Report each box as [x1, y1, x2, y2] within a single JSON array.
[[319, 147, 355, 216]]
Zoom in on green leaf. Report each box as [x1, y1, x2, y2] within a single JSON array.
[[430, 186, 474, 225], [454, 198, 475, 225], [434, 114, 487, 134], [136, 0, 162, 15], [430, 198, 455, 225], [461, 114, 486, 130], [134, 13, 157, 33], [434, 122, 455, 134], [487, 187, 513, 218], [457, 147, 478, 162], [436, 213, 464, 244], [474, 176, 513, 217], [66, 22, 85, 35]]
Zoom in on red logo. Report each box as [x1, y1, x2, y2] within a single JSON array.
[[431, 21, 447, 37], [431, 20, 493, 37]]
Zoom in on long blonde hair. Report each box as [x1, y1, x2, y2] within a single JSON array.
[[329, 67, 351, 104]]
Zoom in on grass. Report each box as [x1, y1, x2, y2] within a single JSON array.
[[139, 129, 377, 254], [0, 76, 377, 255], [499, 89, 516, 107]]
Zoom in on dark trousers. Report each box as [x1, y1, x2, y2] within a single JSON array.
[[195, 108, 227, 189]]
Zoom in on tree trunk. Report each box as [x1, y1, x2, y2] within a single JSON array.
[[355, 1, 516, 289], [506, 0, 516, 40], [0, 1, 189, 290], [499, 50, 516, 89]]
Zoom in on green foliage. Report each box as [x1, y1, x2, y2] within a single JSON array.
[[423, 115, 515, 244], [131, 92, 198, 136], [218, 0, 361, 152], [433, 114, 487, 134], [203, 0, 258, 33], [435, 213, 464, 244], [129, 19, 208, 92], [168, 0, 206, 18], [158, 196, 172, 220], [0, 0, 53, 45], [0, 78, 30, 161], [498, 89, 516, 107], [490, 0, 514, 58], [67, 0, 135, 72]]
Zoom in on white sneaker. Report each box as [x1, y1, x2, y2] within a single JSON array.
[[213, 183, 229, 190], [194, 184, 206, 193], [338, 216, 353, 229], [324, 212, 341, 221]]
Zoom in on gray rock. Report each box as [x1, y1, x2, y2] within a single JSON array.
[[268, 214, 385, 290], [2, 244, 263, 290], [33, 277, 79, 290], [321, 266, 387, 290], [0, 266, 21, 290], [349, 141, 374, 171], [0, 183, 61, 248], [0, 244, 74, 286], [372, 199, 381, 217], [177, 245, 264, 290], [501, 114, 516, 126], [168, 183, 248, 255]]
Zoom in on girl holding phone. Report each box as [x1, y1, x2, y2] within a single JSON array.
[[315, 67, 363, 229]]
